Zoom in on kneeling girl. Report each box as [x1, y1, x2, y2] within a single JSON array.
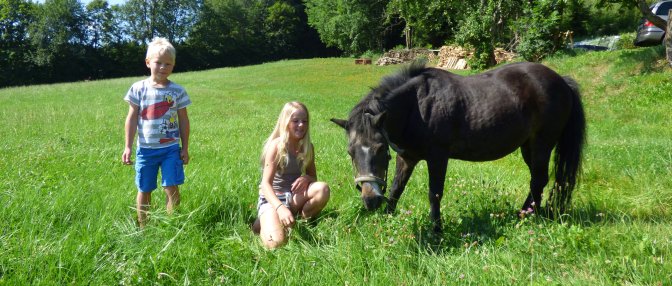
[[256, 101, 330, 249]]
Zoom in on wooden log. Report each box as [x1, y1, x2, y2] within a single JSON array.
[[355, 58, 372, 65]]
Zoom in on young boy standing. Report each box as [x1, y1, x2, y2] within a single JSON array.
[[122, 37, 191, 227]]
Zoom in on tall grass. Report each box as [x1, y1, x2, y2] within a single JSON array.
[[0, 52, 670, 285]]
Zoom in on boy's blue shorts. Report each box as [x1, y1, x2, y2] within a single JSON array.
[[135, 144, 184, 193]]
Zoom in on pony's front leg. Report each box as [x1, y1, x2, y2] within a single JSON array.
[[386, 155, 418, 214], [427, 157, 449, 233]]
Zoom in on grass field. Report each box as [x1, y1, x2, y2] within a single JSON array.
[[1, 47, 671, 285]]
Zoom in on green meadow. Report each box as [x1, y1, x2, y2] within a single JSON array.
[[1, 48, 671, 285]]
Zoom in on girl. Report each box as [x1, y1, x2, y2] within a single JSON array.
[[255, 102, 330, 249]]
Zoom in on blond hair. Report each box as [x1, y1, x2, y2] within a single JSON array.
[[146, 37, 176, 62], [261, 102, 313, 172]]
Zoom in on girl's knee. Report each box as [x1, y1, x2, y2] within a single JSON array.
[[261, 229, 287, 249], [313, 182, 330, 201]]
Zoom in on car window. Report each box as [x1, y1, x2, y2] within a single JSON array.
[[655, 2, 672, 15]]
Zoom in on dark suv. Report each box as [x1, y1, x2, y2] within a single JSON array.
[[634, 0, 672, 46]]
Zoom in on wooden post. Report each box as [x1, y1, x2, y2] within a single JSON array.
[[666, 10, 672, 67]]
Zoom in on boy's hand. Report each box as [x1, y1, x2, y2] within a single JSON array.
[[181, 149, 189, 165], [122, 148, 133, 165]]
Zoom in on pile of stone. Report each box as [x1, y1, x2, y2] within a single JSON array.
[[376, 48, 436, 66]]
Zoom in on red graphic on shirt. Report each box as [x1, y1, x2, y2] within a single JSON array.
[[141, 100, 174, 120], [159, 138, 177, 143]]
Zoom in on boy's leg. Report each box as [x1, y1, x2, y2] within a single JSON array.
[[137, 192, 152, 227], [164, 185, 180, 214], [135, 147, 159, 227], [160, 145, 184, 215]]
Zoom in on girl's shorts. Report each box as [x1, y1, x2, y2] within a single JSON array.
[[257, 191, 292, 216], [135, 144, 184, 192]]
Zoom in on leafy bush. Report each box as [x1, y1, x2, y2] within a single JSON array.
[[616, 32, 637, 50], [454, 4, 495, 70], [514, 1, 561, 62], [359, 50, 378, 59]]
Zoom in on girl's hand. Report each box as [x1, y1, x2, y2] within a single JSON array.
[[291, 175, 314, 193], [276, 205, 295, 227]]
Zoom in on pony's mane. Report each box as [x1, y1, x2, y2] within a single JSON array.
[[347, 61, 428, 134]]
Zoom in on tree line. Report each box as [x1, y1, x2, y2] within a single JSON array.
[[1, 0, 645, 88]]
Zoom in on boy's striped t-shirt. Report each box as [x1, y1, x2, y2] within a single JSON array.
[[124, 79, 191, 149]]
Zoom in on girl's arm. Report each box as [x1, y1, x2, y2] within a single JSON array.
[[305, 153, 317, 180], [122, 104, 139, 165], [291, 144, 317, 193], [177, 107, 190, 164], [261, 139, 295, 226]]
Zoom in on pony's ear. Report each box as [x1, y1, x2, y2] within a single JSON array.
[[372, 111, 387, 128], [330, 118, 348, 129]]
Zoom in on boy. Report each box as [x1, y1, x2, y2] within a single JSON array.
[[122, 37, 191, 227]]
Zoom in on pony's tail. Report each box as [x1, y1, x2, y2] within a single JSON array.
[[550, 76, 586, 213]]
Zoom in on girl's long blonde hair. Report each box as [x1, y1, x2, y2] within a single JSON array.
[[260, 101, 313, 173]]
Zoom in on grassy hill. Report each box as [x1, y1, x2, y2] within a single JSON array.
[[0, 49, 670, 284]]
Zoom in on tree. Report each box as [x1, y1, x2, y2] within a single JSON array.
[[454, 0, 529, 69], [264, 1, 300, 58], [634, 0, 666, 29], [28, 0, 88, 82], [512, 0, 562, 62], [120, 0, 201, 44], [0, 0, 35, 87], [187, 0, 265, 67], [385, 0, 462, 49], [600, 0, 666, 29], [304, 0, 388, 55], [85, 0, 119, 48]]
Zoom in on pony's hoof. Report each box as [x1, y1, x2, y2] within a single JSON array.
[[432, 223, 443, 233]]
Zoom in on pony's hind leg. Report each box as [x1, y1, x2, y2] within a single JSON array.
[[520, 142, 552, 215], [426, 156, 449, 232]]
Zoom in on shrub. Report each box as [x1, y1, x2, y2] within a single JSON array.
[[513, 1, 561, 62], [616, 32, 637, 50]]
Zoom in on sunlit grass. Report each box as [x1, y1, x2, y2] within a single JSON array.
[[0, 53, 671, 284]]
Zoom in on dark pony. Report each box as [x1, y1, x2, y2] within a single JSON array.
[[332, 61, 586, 231]]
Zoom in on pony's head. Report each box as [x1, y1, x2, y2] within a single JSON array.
[[332, 62, 427, 210], [331, 106, 391, 211]]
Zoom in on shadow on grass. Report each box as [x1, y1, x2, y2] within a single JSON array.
[[290, 210, 342, 245], [190, 197, 257, 235], [615, 46, 668, 75], [400, 201, 648, 254]]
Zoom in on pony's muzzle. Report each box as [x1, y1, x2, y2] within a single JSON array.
[[359, 182, 386, 210]]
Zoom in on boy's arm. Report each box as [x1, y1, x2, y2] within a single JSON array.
[[122, 104, 139, 165], [178, 107, 190, 164]]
